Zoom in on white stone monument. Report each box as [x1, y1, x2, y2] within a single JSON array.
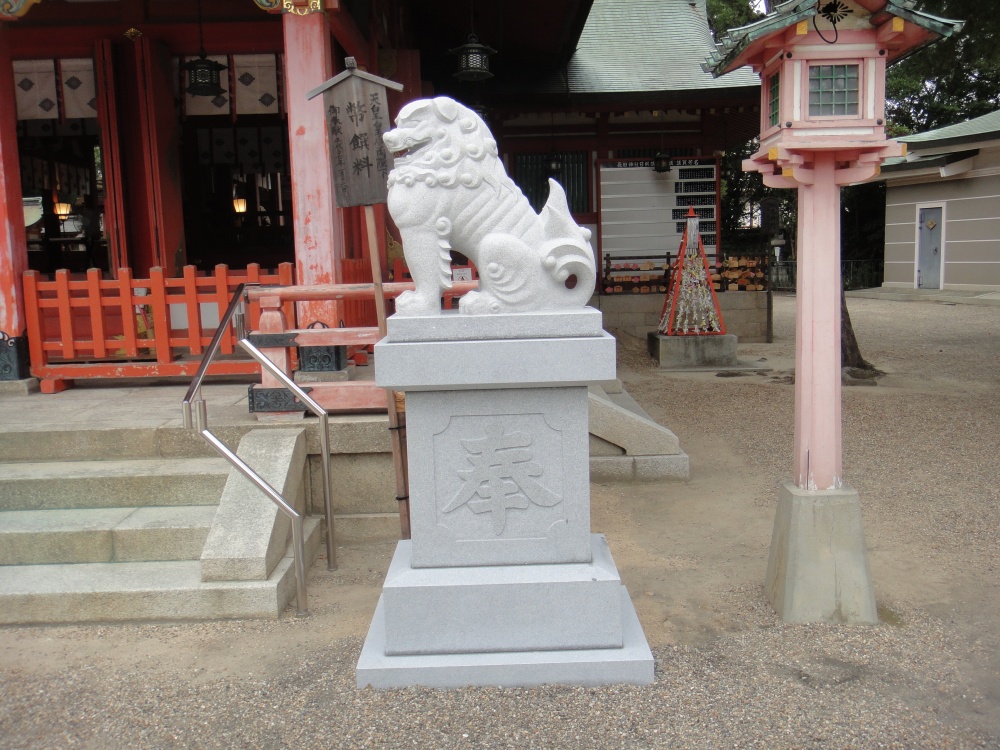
[[356, 97, 654, 688]]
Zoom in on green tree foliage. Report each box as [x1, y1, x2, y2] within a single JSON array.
[[705, 0, 761, 38], [886, 0, 1000, 132]]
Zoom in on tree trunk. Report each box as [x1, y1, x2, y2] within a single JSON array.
[[841, 289, 874, 370]]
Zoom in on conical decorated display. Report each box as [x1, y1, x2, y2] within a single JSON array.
[[657, 207, 726, 336]]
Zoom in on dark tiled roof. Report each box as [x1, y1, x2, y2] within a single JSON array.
[[536, 0, 758, 95]]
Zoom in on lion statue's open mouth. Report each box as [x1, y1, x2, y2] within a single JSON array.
[[387, 137, 430, 166], [383, 97, 596, 316]]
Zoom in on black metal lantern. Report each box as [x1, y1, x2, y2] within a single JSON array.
[[547, 153, 563, 176], [451, 34, 496, 81], [184, 54, 227, 97], [653, 151, 672, 174], [183, 0, 227, 97]]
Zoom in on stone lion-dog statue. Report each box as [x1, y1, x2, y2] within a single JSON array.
[[383, 97, 597, 316]]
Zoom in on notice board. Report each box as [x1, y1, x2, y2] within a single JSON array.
[[597, 157, 719, 261]]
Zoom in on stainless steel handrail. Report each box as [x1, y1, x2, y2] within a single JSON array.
[[182, 283, 252, 425], [181, 285, 338, 618]]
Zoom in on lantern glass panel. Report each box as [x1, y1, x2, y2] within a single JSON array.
[[768, 71, 780, 127], [808, 64, 859, 116]]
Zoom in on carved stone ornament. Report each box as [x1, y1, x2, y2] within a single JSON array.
[[383, 97, 597, 315]]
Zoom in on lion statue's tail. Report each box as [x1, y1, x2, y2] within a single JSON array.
[[539, 179, 597, 306]]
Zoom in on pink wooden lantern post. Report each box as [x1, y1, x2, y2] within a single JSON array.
[[706, 0, 963, 624]]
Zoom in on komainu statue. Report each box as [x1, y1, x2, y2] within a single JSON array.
[[383, 97, 597, 316]]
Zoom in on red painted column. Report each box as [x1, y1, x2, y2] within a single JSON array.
[[793, 151, 843, 490], [0, 23, 31, 380], [283, 12, 344, 328]]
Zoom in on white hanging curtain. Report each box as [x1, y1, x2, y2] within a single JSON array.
[[12, 59, 59, 120], [232, 54, 280, 115], [59, 58, 98, 119]]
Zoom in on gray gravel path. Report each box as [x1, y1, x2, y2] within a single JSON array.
[[1, 294, 998, 749]]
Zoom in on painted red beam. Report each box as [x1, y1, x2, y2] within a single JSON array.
[[253, 326, 382, 347], [246, 281, 479, 303], [8, 21, 284, 58]]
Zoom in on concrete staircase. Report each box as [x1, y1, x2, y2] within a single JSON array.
[[0, 427, 319, 625]]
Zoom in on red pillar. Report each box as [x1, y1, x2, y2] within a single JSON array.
[[793, 152, 843, 490], [283, 12, 344, 328], [0, 23, 30, 380]]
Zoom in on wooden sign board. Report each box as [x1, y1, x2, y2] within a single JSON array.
[[307, 60, 404, 208]]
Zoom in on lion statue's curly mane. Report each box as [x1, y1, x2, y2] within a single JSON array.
[[383, 97, 596, 316]]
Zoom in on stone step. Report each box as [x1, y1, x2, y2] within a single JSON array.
[[0, 518, 322, 624], [0, 506, 218, 564], [0, 426, 231, 463], [0, 458, 230, 511], [0, 417, 393, 463]]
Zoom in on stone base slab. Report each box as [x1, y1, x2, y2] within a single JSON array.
[[357, 585, 654, 689], [375, 333, 616, 391], [647, 333, 738, 369], [382, 536, 624, 655], [765, 481, 878, 624], [0, 378, 39, 395], [386, 307, 603, 343], [590, 453, 690, 482]]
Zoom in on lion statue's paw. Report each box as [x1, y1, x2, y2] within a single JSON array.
[[394, 290, 441, 316]]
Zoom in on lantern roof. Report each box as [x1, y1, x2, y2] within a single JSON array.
[[704, 0, 964, 77]]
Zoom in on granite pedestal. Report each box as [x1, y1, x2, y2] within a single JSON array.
[[357, 308, 654, 688]]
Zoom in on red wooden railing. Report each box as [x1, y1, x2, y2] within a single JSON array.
[[340, 258, 379, 328], [22, 263, 295, 393], [245, 279, 480, 412]]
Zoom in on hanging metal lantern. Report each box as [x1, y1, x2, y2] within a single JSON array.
[[450, 34, 496, 81], [547, 154, 563, 176], [184, 53, 227, 97], [183, 0, 227, 97], [653, 151, 672, 173]]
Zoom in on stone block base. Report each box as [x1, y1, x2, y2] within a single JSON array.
[[647, 333, 738, 369], [382, 537, 624, 655], [357, 586, 653, 689], [765, 482, 877, 624], [356, 534, 654, 688]]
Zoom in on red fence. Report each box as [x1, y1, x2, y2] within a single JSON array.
[[22, 263, 295, 393]]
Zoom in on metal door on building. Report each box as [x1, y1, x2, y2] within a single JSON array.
[[917, 206, 943, 289]]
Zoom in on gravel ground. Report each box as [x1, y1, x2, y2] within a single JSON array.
[[1, 294, 998, 749]]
